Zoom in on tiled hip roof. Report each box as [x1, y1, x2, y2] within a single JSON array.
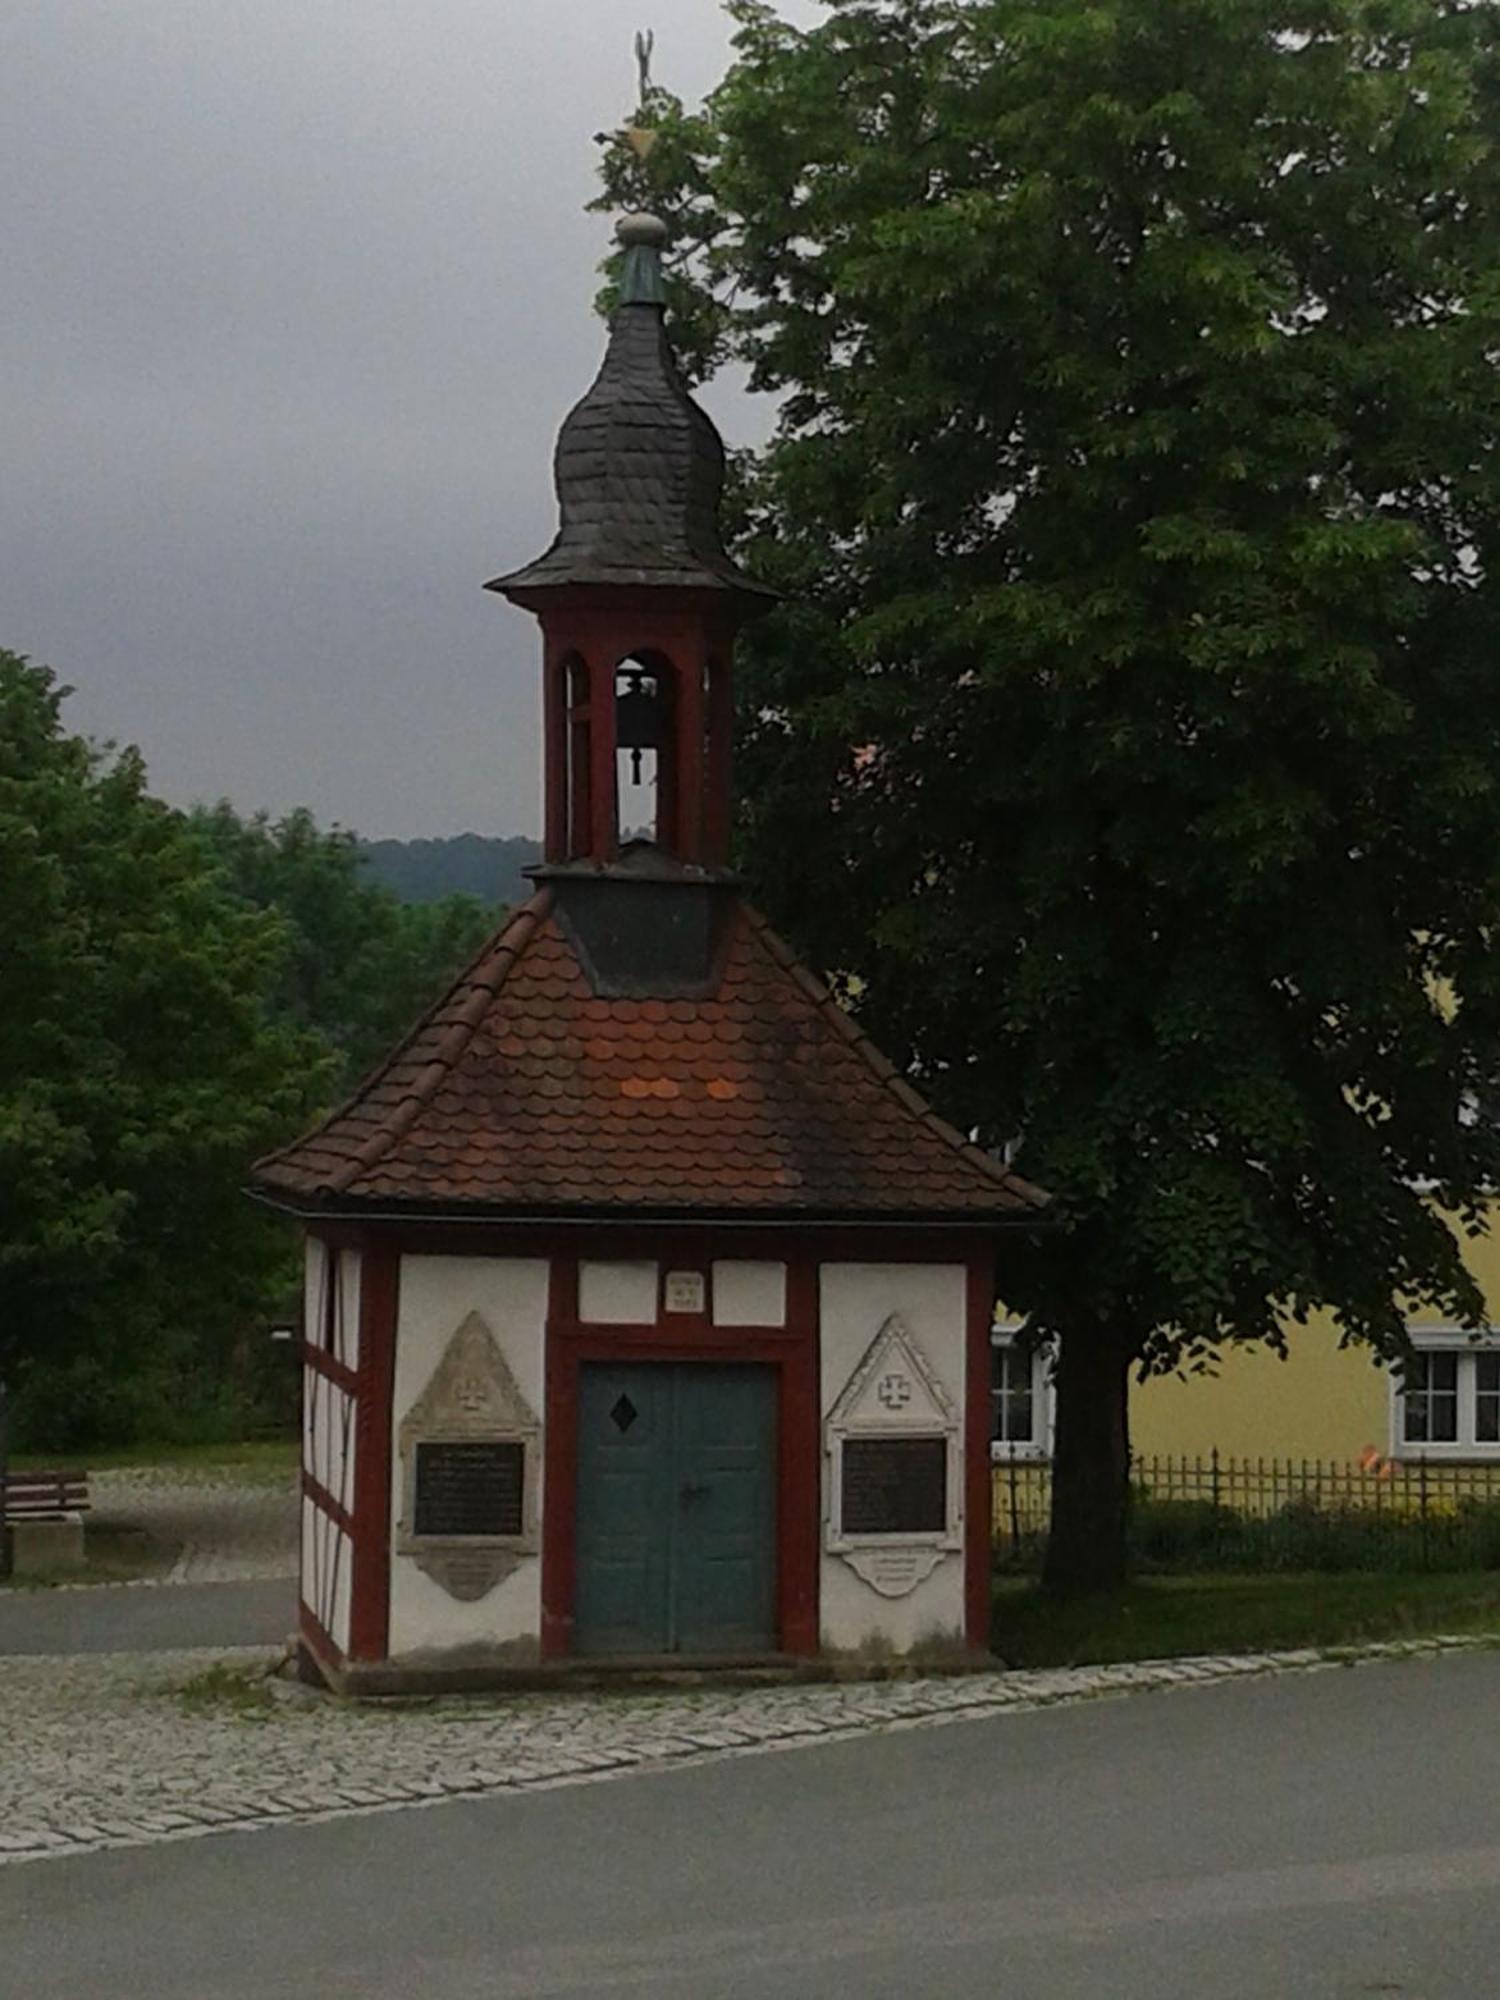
[[249, 891, 1048, 1222]]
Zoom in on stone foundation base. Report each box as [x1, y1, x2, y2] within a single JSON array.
[[9, 1512, 87, 1577], [295, 1635, 997, 1701]]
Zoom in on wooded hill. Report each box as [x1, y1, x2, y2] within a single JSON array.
[[357, 833, 540, 907]]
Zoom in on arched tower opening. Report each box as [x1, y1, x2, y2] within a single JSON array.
[[614, 650, 678, 850]]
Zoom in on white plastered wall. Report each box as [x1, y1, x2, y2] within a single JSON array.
[[301, 1496, 353, 1654], [578, 1260, 657, 1323], [305, 1378, 354, 1503], [819, 1262, 968, 1653], [713, 1260, 787, 1327], [387, 1255, 549, 1660], [303, 1238, 361, 1369]]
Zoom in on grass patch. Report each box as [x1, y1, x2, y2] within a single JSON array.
[[993, 1571, 1500, 1669], [177, 1661, 278, 1718], [9, 1439, 298, 1482]]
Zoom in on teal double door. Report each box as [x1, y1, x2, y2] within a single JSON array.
[[575, 1363, 777, 1656]]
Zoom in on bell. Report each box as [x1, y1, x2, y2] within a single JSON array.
[[615, 667, 665, 783]]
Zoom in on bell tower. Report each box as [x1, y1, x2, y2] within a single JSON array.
[[487, 213, 774, 874], [251, 179, 1048, 1695]]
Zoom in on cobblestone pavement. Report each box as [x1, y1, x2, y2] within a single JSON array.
[[1, 1635, 1487, 1868], [88, 1468, 298, 1585]]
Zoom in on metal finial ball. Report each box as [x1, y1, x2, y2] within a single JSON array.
[[617, 212, 669, 250]]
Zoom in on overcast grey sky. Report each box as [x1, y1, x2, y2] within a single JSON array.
[[2, 2, 805, 839]]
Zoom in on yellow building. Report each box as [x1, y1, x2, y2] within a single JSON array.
[[991, 1213, 1500, 1472]]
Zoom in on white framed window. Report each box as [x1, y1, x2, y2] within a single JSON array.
[[990, 1324, 1053, 1462], [1390, 1328, 1500, 1458]]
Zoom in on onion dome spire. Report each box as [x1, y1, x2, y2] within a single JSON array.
[[486, 212, 774, 605]]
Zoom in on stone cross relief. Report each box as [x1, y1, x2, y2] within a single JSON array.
[[876, 1372, 912, 1411]]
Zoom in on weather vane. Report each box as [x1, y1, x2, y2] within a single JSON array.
[[635, 28, 655, 104], [620, 29, 660, 160]]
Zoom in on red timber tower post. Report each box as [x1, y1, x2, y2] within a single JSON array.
[[492, 213, 766, 880], [249, 207, 1050, 1695]]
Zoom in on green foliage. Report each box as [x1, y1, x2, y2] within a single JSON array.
[[603, 0, 1500, 1583], [0, 664, 500, 1452], [0, 653, 331, 1447], [602, 0, 1500, 1367], [1125, 1495, 1500, 1573], [591, 83, 740, 386], [189, 804, 497, 1087]]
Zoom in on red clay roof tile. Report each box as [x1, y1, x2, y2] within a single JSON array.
[[249, 889, 1048, 1222]]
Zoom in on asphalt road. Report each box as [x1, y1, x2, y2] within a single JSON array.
[[5, 1647, 1500, 1996], [0, 1578, 293, 1655]]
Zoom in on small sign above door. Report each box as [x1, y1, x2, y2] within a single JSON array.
[[663, 1270, 706, 1314]]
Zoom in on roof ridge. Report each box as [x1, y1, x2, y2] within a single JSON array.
[[738, 904, 1049, 1212], [250, 890, 553, 1197]]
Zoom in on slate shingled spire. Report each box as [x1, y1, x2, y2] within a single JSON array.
[[486, 215, 774, 604]]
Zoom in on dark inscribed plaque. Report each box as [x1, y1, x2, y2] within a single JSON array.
[[841, 1436, 948, 1535], [413, 1440, 525, 1537]]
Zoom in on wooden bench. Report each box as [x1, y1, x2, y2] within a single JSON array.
[[1, 1471, 91, 1521]]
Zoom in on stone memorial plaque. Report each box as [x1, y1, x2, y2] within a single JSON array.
[[413, 1439, 526, 1539], [840, 1435, 947, 1536]]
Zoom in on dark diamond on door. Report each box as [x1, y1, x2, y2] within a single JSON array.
[[576, 1364, 776, 1656]]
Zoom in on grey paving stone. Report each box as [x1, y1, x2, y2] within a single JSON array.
[[1, 1635, 1492, 1870]]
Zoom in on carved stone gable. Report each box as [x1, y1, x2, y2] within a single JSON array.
[[403, 1312, 537, 1441], [826, 1313, 958, 1436], [397, 1313, 541, 1603], [824, 1313, 962, 1598]]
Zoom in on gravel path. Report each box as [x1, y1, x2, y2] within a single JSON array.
[[1, 1635, 1488, 1868], [88, 1468, 297, 1585]]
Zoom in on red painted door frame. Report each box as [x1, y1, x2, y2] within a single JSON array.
[[542, 1253, 820, 1659]]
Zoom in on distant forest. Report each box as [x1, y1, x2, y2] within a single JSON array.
[[357, 832, 541, 907]]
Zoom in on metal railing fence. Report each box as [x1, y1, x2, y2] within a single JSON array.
[[992, 1450, 1500, 1572]]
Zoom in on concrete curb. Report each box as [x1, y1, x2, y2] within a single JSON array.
[[2, 1628, 1495, 1870]]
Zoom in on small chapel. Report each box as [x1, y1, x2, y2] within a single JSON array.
[[250, 204, 1049, 1693]]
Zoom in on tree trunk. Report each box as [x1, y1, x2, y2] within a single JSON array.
[[0, 1375, 11, 1580], [1042, 1325, 1131, 1594]]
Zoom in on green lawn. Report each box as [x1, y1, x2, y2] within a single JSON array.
[[8, 1439, 298, 1480], [993, 1572, 1500, 1669]]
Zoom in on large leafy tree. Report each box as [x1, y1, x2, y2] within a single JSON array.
[[0, 655, 331, 1446], [0, 666, 499, 1451], [600, 0, 1500, 1586], [188, 805, 497, 1088]]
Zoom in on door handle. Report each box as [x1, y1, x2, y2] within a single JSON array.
[[679, 1481, 710, 1505]]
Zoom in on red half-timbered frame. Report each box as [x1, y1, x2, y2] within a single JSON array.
[[296, 1226, 401, 1677], [299, 1230, 352, 1671], [349, 1237, 399, 1661], [531, 588, 742, 869], [318, 1219, 1005, 1672]]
